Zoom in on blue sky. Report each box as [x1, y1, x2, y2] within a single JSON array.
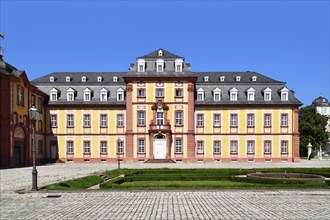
[[0, 0, 329, 106]]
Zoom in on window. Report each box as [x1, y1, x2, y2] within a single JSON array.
[[113, 76, 118, 82], [49, 76, 55, 82], [13, 113, 17, 125], [156, 112, 164, 125], [67, 114, 74, 127], [230, 141, 238, 153], [83, 88, 91, 101], [197, 114, 204, 127], [67, 141, 74, 154], [138, 111, 145, 126], [100, 88, 108, 101], [175, 59, 183, 72], [38, 140, 43, 155], [247, 141, 254, 154], [197, 88, 204, 101], [84, 114, 91, 127], [281, 114, 288, 127], [280, 87, 289, 101], [204, 76, 209, 82], [97, 76, 103, 82], [67, 88, 75, 101], [138, 139, 145, 153], [252, 76, 257, 81], [176, 139, 182, 153], [247, 88, 255, 101], [230, 114, 238, 127], [50, 88, 58, 101], [197, 141, 204, 153], [175, 111, 183, 126], [213, 114, 220, 127], [158, 50, 163, 56], [264, 141, 271, 154], [156, 89, 164, 97], [100, 114, 107, 127], [247, 114, 255, 127], [281, 141, 288, 153], [264, 87, 272, 101], [175, 89, 183, 97], [137, 59, 145, 72], [17, 86, 24, 106], [213, 88, 221, 101], [50, 92, 57, 101], [137, 89, 145, 97], [220, 76, 225, 81], [65, 76, 71, 82], [50, 114, 57, 127], [230, 89, 238, 101], [156, 59, 164, 72], [84, 141, 91, 154], [264, 114, 271, 127], [31, 95, 35, 108], [38, 97, 42, 112], [117, 89, 124, 101], [117, 141, 124, 154], [117, 114, 124, 127], [100, 141, 107, 154], [81, 76, 87, 82], [213, 141, 221, 153], [235, 76, 241, 81]]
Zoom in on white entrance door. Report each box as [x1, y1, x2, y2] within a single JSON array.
[[51, 145, 57, 159], [154, 139, 166, 159]]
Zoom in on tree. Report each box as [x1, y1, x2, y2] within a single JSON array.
[[299, 105, 328, 157]]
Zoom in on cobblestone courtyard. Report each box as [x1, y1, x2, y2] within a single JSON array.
[[1, 160, 329, 219]]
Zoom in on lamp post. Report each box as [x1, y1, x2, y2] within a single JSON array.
[[28, 106, 38, 190]]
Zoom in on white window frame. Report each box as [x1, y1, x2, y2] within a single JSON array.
[[100, 141, 107, 153], [49, 76, 55, 82], [175, 111, 183, 125], [204, 76, 209, 82], [213, 88, 221, 101], [247, 88, 255, 101], [220, 76, 225, 81], [156, 59, 164, 72], [230, 91, 238, 101], [213, 141, 221, 153], [113, 76, 118, 82], [280, 87, 289, 101], [235, 76, 241, 81], [84, 141, 91, 154], [230, 141, 237, 153], [100, 114, 107, 127], [197, 88, 204, 101], [97, 76, 103, 82], [247, 141, 254, 154], [83, 88, 91, 101], [264, 87, 272, 101], [175, 59, 183, 72], [156, 111, 164, 125], [67, 91, 74, 101], [100, 88, 108, 101], [81, 76, 87, 82], [176, 139, 182, 153], [50, 114, 57, 127], [281, 141, 288, 153], [65, 76, 71, 82], [138, 139, 145, 153], [247, 114, 254, 127], [252, 76, 257, 81], [117, 88, 124, 101], [197, 141, 204, 153], [264, 141, 271, 154]]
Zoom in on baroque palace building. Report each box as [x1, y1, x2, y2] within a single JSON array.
[[1, 49, 302, 167]]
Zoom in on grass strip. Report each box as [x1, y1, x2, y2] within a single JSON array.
[[44, 175, 103, 190]]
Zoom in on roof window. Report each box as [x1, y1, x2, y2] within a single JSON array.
[[65, 76, 71, 82]]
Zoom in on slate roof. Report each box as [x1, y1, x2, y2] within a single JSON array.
[[137, 48, 183, 60], [0, 55, 23, 78], [312, 96, 330, 107]]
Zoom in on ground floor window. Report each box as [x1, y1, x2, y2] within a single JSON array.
[[100, 141, 107, 154], [197, 141, 204, 153], [281, 141, 288, 153], [230, 141, 238, 154], [176, 139, 182, 153], [247, 141, 254, 154], [118, 141, 124, 154], [213, 141, 221, 153], [84, 141, 91, 154], [138, 139, 145, 153]]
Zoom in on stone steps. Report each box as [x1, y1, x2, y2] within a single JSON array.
[[144, 159, 176, 163]]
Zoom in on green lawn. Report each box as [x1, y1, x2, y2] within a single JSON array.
[[44, 168, 330, 190]]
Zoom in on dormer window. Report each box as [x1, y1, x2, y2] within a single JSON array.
[[197, 88, 204, 101], [113, 76, 118, 82], [247, 87, 255, 101], [137, 59, 145, 72], [156, 59, 164, 72], [204, 76, 209, 82], [235, 76, 241, 82], [158, 50, 163, 56], [100, 88, 108, 101], [213, 88, 221, 101], [97, 76, 103, 82], [264, 87, 272, 101], [83, 88, 92, 101], [49, 76, 55, 82], [175, 59, 183, 72], [280, 87, 289, 101], [220, 76, 225, 82], [65, 76, 71, 82], [81, 76, 87, 82], [49, 88, 59, 101], [230, 87, 238, 101], [117, 88, 124, 101], [66, 88, 75, 101], [252, 76, 257, 81]]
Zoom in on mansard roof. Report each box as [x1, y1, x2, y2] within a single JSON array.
[[137, 48, 183, 60]]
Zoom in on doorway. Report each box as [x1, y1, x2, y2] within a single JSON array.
[[153, 134, 166, 159], [14, 141, 25, 165]]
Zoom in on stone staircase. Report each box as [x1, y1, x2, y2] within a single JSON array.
[[144, 159, 176, 163]]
